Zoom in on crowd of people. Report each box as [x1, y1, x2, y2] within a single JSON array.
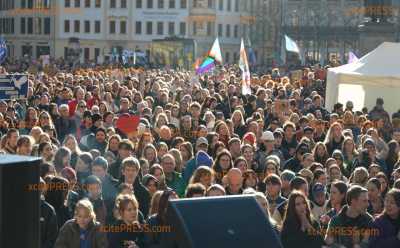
[[1, 61, 400, 248]]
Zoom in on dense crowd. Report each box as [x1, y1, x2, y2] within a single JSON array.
[[1, 61, 400, 248]]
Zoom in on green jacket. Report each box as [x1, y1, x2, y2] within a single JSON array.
[[165, 171, 186, 197]]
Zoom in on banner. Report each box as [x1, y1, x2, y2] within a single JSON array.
[[0, 37, 7, 64], [239, 38, 251, 95], [0, 75, 29, 99]]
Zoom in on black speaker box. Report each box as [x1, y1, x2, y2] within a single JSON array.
[[165, 195, 282, 248], [0, 155, 41, 248]]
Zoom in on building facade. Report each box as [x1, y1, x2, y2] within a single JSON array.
[[0, 0, 54, 59], [1, 0, 253, 65]]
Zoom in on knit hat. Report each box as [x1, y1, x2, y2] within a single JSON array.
[[281, 170, 296, 182], [312, 183, 326, 198], [196, 151, 213, 167], [243, 132, 256, 146], [93, 156, 108, 170], [60, 167, 77, 182]]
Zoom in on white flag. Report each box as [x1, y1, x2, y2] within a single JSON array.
[[209, 38, 223, 63], [285, 35, 300, 53], [239, 38, 251, 95]]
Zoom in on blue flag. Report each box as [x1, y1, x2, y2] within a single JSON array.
[[0, 37, 7, 64]]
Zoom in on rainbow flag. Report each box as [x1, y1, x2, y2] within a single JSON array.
[[196, 38, 222, 74]]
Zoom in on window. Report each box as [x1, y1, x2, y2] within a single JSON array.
[[147, 0, 153, 8], [193, 22, 197, 35], [207, 21, 212, 36], [21, 0, 26, 8], [44, 18, 50, 34], [110, 0, 116, 8], [169, 0, 175, 8], [64, 20, 70, 32], [27, 0, 33, 8], [27, 17, 33, 34], [65, 0, 71, 7], [95, 0, 101, 7], [84, 47, 90, 60], [34, 18, 42, 35], [168, 22, 174, 35], [225, 52, 230, 63], [218, 23, 222, 36], [226, 24, 230, 37], [85, 0, 90, 7], [136, 0, 142, 8], [94, 48, 100, 62], [135, 21, 142, 34], [157, 22, 163, 35], [120, 20, 126, 34], [158, 0, 164, 8], [234, 24, 238, 38], [227, 0, 231, 11], [84, 20, 90, 33], [180, 0, 186, 8], [146, 21, 152, 34], [109, 20, 115, 33], [74, 20, 80, 32], [179, 22, 185, 35], [234, 0, 238, 11], [64, 47, 68, 59], [11, 18, 15, 34], [75, 0, 80, 7], [121, 0, 127, 8], [95, 20, 100, 33], [208, 0, 213, 8], [21, 17, 26, 34], [218, 0, 223, 10]]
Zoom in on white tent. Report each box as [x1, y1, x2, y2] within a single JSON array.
[[326, 42, 400, 115]]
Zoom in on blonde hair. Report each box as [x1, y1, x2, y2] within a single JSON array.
[[149, 190, 163, 215], [74, 199, 96, 221], [115, 194, 139, 221]]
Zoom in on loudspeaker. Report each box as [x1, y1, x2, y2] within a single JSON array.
[[165, 195, 282, 248], [0, 155, 41, 248]]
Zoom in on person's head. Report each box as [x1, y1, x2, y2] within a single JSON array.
[[16, 135, 34, 156], [185, 183, 206, 198], [60, 167, 77, 190], [115, 194, 139, 224], [330, 181, 348, 207], [367, 177, 381, 201], [312, 183, 326, 206], [264, 174, 282, 197], [213, 149, 233, 174], [260, 130, 275, 151], [118, 139, 134, 159], [190, 166, 214, 188], [5, 128, 19, 149], [350, 167, 369, 187], [346, 185, 369, 214], [206, 184, 226, 196], [179, 142, 193, 161], [383, 189, 400, 219], [195, 136, 209, 152], [290, 176, 309, 197], [233, 156, 248, 174], [226, 168, 243, 193], [53, 146, 72, 172], [376, 172, 389, 194], [149, 190, 163, 215], [45, 176, 69, 210], [122, 157, 141, 184], [74, 199, 96, 229], [284, 191, 312, 226], [84, 175, 101, 200], [143, 143, 158, 163], [328, 164, 342, 182], [280, 170, 296, 191], [142, 174, 159, 196], [91, 156, 108, 179], [160, 153, 176, 174]]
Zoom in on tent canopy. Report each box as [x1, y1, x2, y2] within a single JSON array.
[[326, 42, 400, 115]]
